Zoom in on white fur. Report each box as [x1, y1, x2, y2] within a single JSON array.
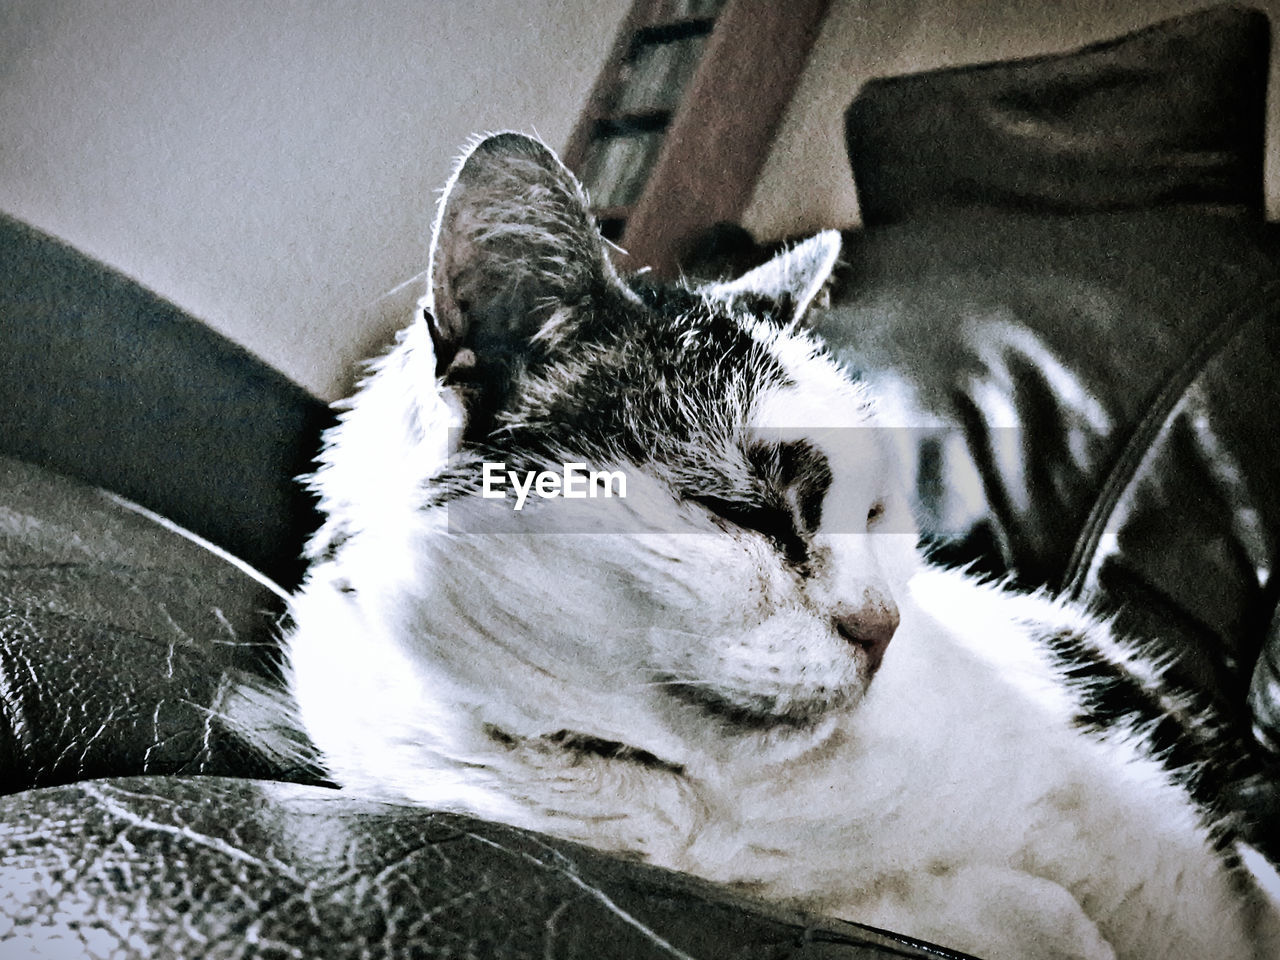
[[284, 134, 1278, 960], [285, 317, 1279, 960]]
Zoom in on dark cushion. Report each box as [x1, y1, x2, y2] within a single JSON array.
[[0, 212, 336, 590], [845, 4, 1271, 225]]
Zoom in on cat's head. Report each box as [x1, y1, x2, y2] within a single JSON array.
[[409, 133, 918, 752]]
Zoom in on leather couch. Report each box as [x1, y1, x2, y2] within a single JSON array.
[[3, 4, 1278, 957]]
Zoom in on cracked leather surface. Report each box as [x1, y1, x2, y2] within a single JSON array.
[[1, 776, 961, 960], [0, 456, 311, 795]]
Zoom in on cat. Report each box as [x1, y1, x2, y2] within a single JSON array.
[[282, 132, 1280, 960]]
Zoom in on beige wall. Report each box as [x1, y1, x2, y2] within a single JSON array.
[[743, 0, 1280, 241], [1, 0, 630, 399]]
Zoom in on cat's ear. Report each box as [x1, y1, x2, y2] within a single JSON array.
[[424, 132, 612, 435], [708, 231, 841, 326]]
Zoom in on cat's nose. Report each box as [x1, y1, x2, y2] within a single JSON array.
[[833, 593, 899, 671]]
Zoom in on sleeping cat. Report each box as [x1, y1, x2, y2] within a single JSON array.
[[282, 132, 1280, 959]]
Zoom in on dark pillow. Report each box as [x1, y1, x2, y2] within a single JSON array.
[[844, 5, 1271, 225], [0, 213, 335, 589]]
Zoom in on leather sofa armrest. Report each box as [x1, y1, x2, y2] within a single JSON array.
[[0, 776, 969, 960]]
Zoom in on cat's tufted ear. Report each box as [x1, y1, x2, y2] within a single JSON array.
[[708, 231, 841, 326], [425, 132, 613, 436]]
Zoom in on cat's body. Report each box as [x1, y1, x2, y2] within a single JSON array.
[[284, 133, 1280, 960]]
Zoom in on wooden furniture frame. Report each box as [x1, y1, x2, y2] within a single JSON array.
[[564, 0, 832, 277]]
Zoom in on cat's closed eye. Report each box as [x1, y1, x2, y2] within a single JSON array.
[[689, 494, 808, 566]]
